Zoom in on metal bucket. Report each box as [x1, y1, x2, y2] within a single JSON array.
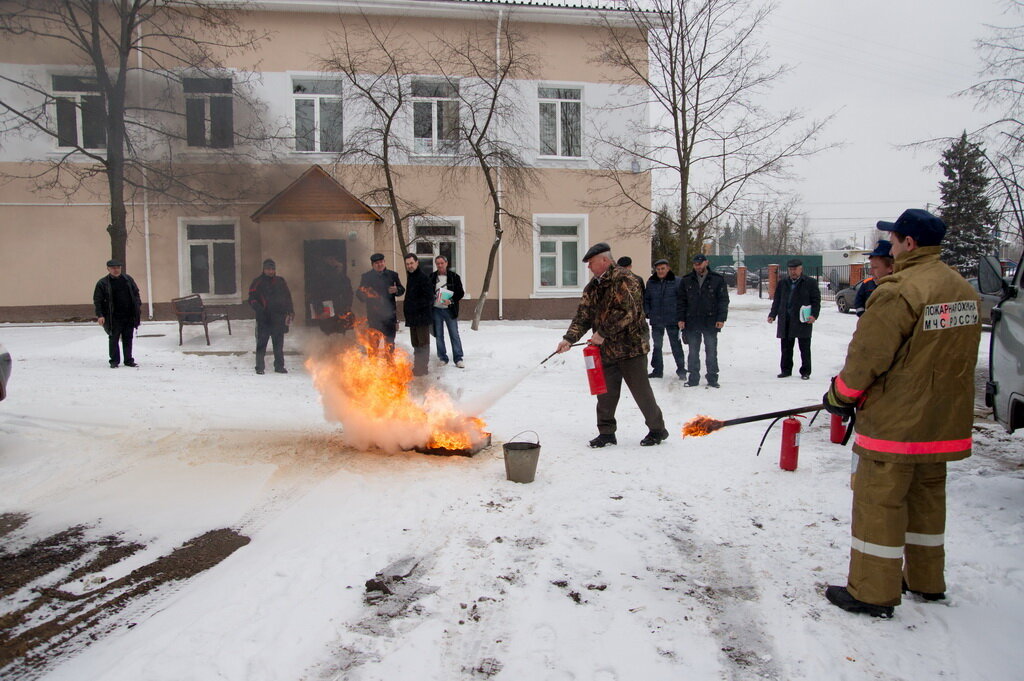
[[503, 431, 540, 484]]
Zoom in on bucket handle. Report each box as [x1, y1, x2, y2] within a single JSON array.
[[506, 430, 540, 446]]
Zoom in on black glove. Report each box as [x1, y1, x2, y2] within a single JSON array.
[[822, 378, 856, 419]]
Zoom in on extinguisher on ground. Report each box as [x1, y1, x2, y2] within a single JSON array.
[[779, 415, 805, 471], [583, 343, 608, 395]]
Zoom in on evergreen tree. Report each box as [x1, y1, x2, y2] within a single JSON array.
[[651, 205, 680, 268], [938, 132, 998, 270]]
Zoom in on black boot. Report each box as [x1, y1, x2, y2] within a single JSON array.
[[589, 434, 617, 448], [825, 585, 894, 618], [640, 429, 670, 446], [902, 579, 945, 601]]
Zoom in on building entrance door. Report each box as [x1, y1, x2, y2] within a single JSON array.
[[303, 239, 349, 325]]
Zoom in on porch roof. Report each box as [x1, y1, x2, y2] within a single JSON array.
[[250, 165, 383, 223]]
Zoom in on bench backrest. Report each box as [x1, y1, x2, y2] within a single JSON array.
[[172, 295, 205, 321]]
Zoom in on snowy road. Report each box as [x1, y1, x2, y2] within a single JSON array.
[[1, 295, 1022, 680]]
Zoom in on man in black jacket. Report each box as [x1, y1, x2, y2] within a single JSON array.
[[429, 255, 466, 367], [767, 258, 821, 379], [643, 259, 685, 379], [357, 253, 404, 349], [403, 254, 434, 376], [248, 258, 294, 375], [93, 258, 142, 368], [677, 254, 729, 387]]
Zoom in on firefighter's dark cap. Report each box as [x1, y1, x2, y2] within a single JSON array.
[[876, 209, 946, 246], [582, 242, 611, 262], [370, 253, 385, 263]]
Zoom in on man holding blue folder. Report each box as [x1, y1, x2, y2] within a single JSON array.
[[767, 258, 821, 380]]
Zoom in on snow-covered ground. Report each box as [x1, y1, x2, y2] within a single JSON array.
[[1, 293, 1022, 681]]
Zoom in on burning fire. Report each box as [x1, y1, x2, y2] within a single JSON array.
[[681, 415, 725, 438], [306, 321, 489, 452], [358, 286, 380, 299]]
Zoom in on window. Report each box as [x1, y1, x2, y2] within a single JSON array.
[[412, 79, 459, 155], [538, 87, 581, 157], [52, 75, 106, 149], [537, 221, 581, 289], [411, 218, 460, 273], [184, 222, 237, 296], [292, 78, 343, 152], [184, 77, 233, 148]]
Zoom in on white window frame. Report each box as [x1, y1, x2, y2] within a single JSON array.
[[177, 217, 241, 301], [184, 76, 234, 148], [51, 74, 106, 150], [291, 76, 344, 153], [538, 84, 583, 159], [411, 78, 460, 156], [411, 216, 467, 283], [532, 214, 588, 297]]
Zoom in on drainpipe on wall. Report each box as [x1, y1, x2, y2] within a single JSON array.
[[137, 24, 154, 320], [496, 7, 504, 320]]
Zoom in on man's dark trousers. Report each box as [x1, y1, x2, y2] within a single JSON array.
[[650, 325, 685, 377], [780, 337, 811, 376], [686, 324, 719, 384], [109, 317, 135, 366], [256, 323, 286, 372], [597, 354, 665, 435]]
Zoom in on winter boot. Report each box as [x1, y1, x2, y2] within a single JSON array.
[[589, 434, 617, 448], [825, 585, 894, 618]]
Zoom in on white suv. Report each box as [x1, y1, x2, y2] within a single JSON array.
[[980, 254, 1024, 432]]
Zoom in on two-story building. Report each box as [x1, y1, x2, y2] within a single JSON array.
[[0, 0, 651, 323]]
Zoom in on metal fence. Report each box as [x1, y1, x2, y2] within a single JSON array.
[[756, 265, 856, 303]]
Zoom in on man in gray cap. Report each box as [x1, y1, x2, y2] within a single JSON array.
[[248, 258, 294, 374], [822, 208, 981, 618], [357, 253, 404, 348], [93, 258, 142, 368], [767, 257, 820, 379], [555, 242, 668, 447]]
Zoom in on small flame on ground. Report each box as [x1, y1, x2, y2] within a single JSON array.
[[681, 415, 725, 438], [358, 286, 380, 299], [306, 321, 489, 452]]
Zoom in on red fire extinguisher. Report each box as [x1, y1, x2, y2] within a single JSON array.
[[779, 415, 805, 471], [583, 343, 608, 395], [830, 413, 847, 444]]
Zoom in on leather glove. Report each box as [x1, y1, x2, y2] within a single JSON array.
[[823, 377, 856, 419]]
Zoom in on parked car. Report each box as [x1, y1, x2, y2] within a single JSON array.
[[0, 343, 10, 401], [967, 277, 1001, 325], [835, 279, 868, 314], [715, 265, 760, 287], [980, 254, 1024, 433]]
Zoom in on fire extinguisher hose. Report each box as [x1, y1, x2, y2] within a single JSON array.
[[755, 416, 786, 457], [540, 342, 586, 365]]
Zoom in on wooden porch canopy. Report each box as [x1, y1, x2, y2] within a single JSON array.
[[250, 164, 383, 223]]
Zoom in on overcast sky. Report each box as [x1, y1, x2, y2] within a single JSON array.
[[762, 0, 1014, 248]]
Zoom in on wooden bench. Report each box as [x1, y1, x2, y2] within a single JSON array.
[[170, 294, 232, 345]]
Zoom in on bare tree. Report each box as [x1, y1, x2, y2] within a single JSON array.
[[424, 16, 539, 329], [591, 0, 830, 273], [958, 0, 1024, 246], [320, 13, 444, 256], [0, 0, 281, 264]]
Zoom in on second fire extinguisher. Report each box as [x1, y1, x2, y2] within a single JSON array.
[[779, 415, 804, 471], [583, 343, 608, 395]]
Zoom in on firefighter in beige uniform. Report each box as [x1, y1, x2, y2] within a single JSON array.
[[823, 209, 981, 618]]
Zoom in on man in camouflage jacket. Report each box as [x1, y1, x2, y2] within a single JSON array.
[[822, 209, 981, 618], [556, 243, 668, 448]]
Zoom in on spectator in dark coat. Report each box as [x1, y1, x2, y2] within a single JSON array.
[[643, 259, 685, 379], [852, 240, 894, 316], [677, 254, 729, 387], [429, 255, 466, 367], [617, 256, 646, 297], [403, 253, 434, 376], [248, 258, 294, 374], [93, 258, 142, 368], [767, 259, 821, 379], [357, 253, 404, 349]]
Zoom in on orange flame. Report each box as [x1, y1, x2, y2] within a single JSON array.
[[358, 286, 380, 299], [681, 415, 725, 438], [306, 321, 489, 452]]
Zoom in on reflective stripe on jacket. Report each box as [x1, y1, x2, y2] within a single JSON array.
[[835, 246, 981, 464]]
